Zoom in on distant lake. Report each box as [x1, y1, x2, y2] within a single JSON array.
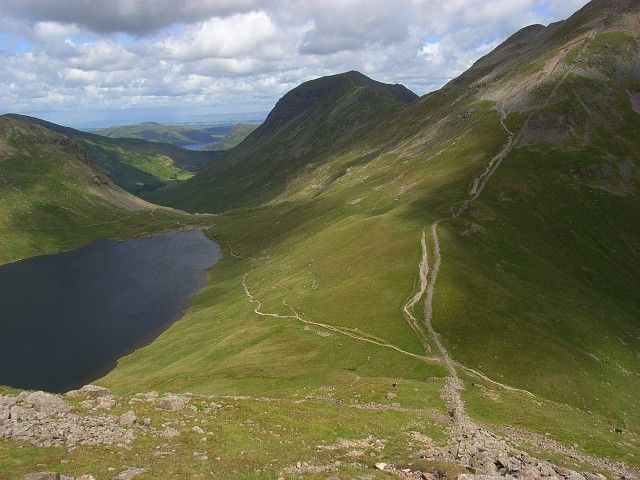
[[183, 142, 213, 150], [0, 230, 220, 393]]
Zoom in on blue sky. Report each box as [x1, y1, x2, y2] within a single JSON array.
[[0, 0, 590, 128]]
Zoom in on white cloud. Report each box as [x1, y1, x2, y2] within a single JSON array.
[[420, 43, 444, 63], [159, 12, 281, 61], [33, 21, 81, 41], [0, 0, 591, 124]]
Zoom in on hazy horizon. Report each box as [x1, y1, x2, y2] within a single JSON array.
[[1, 0, 590, 127], [2, 107, 268, 131]]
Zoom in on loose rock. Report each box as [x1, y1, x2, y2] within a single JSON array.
[[24, 392, 70, 415], [158, 394, 190, 411], [112, 467, 147, 480], [23, 474, 73, 480], [119, 411, 136, 426]]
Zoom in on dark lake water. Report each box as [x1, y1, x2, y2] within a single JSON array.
[[0, 230, 220, 393]]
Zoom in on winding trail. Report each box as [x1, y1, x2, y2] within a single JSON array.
[[401, 228, 433, 354], [421, 31, 597, 426], [242, 274, 434, 363]]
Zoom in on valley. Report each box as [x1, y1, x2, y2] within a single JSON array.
[[1, 0, 640, 479]]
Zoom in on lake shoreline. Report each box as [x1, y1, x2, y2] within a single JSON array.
[[0, 230, 222, 393]]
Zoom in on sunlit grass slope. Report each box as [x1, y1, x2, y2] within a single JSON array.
[[0, 116, 202, 265], [104, 0, 640, 465]]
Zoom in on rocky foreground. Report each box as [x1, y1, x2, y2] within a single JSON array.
[[1, 385, 632, 480]]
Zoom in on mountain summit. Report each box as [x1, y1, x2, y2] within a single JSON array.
[[260, 71, 417, 135], [147, 71, 417, 211]]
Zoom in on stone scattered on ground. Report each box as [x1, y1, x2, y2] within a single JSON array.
[[112, 467, 147, 480], [191, 425, 204, 434], [131, 392, 158, 401], [96, 395, 117, 409], [281, 461, 341, 475], [414, 424, 615, 480], [157, 394, 190, 411], [23, 473, 74, 480], [4, 387, 636, 480], [119, 411, 137, 426], [24, 392, 70, 415], [65, 385, 110, 399], [161, 426, 181, 438]]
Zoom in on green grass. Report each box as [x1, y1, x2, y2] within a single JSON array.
[[0, 392, 454, 480]]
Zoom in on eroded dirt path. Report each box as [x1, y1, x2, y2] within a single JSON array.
[[401, 228, 433, 354]]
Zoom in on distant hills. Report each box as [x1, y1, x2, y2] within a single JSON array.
[[2, 114, 216, 194], [95, 121, 259, 151], [96, 122, 232, 147], [202, 123, 259, 151], [0, 116, 194, 264]]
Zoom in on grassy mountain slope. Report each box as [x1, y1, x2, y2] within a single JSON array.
[[2, 114, 216, 194], [102, 0, 640, 468], [3, 1, 640, 478], [95, 122, 233, 147], [146, 71, 418, 211], [0, 116, 201, 265]]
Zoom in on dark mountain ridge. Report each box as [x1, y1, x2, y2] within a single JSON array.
[[146, 71, 419, 211]]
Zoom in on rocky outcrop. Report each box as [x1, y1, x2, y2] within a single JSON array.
[[414, 423, 620, 480], [24, 392, 71, 415], [65, 385, 111, 399], [157, 394, 190, 411], [1, 391, 135, 447], [118, 411, 137, 426]]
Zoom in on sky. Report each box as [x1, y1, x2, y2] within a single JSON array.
[[0, 0, 590, 128]]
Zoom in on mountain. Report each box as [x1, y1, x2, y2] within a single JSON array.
[[146, 70, 418, 211], [1, 114, 217, 194], [103, 0, 640, 476], [0, 116, 193, 264], [3, 1, 640, 478], [95, 122, 234, 147]]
